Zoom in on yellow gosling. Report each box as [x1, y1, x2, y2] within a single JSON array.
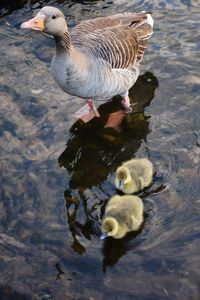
[[101, 195, 143, 239], [115, 158, 153, 194]]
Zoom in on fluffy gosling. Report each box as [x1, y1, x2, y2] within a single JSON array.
[[115, 158, 153, 194], [100, 195, 144, 239]]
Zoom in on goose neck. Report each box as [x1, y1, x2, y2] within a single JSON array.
[[54, 31, 72, 54]]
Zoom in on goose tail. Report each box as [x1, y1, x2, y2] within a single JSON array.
[[130, 12, 154, 63]]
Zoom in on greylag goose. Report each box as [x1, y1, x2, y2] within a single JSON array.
[[101, 194, 144, 239], [21, 6, 154, 122], [115, 158, 153, 194]]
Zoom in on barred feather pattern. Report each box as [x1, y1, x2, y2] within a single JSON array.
[[71, 12, 153, 67]]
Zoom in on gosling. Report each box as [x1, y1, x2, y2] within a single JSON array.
[[100, 195, 144, 239], [115, 158, 153, 194]]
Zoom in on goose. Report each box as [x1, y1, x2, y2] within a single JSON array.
[[21, 6, 153, 122], [101, 195, 143, 239], [115, 158, 153, 194]]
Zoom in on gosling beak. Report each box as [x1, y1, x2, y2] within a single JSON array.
[[21, 13, 45, 31], [100, 232, 108, 240], [119, 180, 124, 189]]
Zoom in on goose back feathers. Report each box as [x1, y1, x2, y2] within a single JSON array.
[[71, 12, 153, 69]]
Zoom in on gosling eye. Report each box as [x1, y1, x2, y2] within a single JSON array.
[[52, 15, 57, 20]]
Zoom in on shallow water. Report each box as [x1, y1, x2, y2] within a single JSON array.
[[0, 0, 200, 299]]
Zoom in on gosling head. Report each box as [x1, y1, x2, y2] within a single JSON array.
[[21, 6, 67, 36], [100, 217, 119, 240], [115, 166, 131, 189]]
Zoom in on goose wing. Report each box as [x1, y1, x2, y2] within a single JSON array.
[[71, 12, 153, 69]]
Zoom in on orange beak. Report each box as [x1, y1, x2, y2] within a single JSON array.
[[21, 13, 45, 31]]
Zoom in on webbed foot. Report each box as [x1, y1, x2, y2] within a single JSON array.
[[74, 99, 100, 123]]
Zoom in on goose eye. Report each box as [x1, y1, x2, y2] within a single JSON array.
[[52, 15, 57, 19]]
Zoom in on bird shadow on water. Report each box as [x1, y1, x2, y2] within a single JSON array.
[[58, 71, 159, 262]]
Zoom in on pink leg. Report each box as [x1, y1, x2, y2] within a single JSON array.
[[74, 99, 100, 123], [121, 96, 132, 113], [87, 99, 100, 117]]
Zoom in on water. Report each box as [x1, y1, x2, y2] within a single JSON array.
[[0, 0, 200, 299]]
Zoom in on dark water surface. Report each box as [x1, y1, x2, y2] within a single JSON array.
[[0, 0, 200, 299]]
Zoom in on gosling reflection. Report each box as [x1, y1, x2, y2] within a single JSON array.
[[102, 226, 144, 272], [58, 72, 158, 255]]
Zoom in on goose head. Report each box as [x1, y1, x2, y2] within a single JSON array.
[[101, 217, 120, 239], [21, 6, 67, 36], [115, 166, 131, 189]]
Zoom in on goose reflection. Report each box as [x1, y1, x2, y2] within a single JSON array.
[[58, 72, 158, 256], [102, 224, 145, 272]]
